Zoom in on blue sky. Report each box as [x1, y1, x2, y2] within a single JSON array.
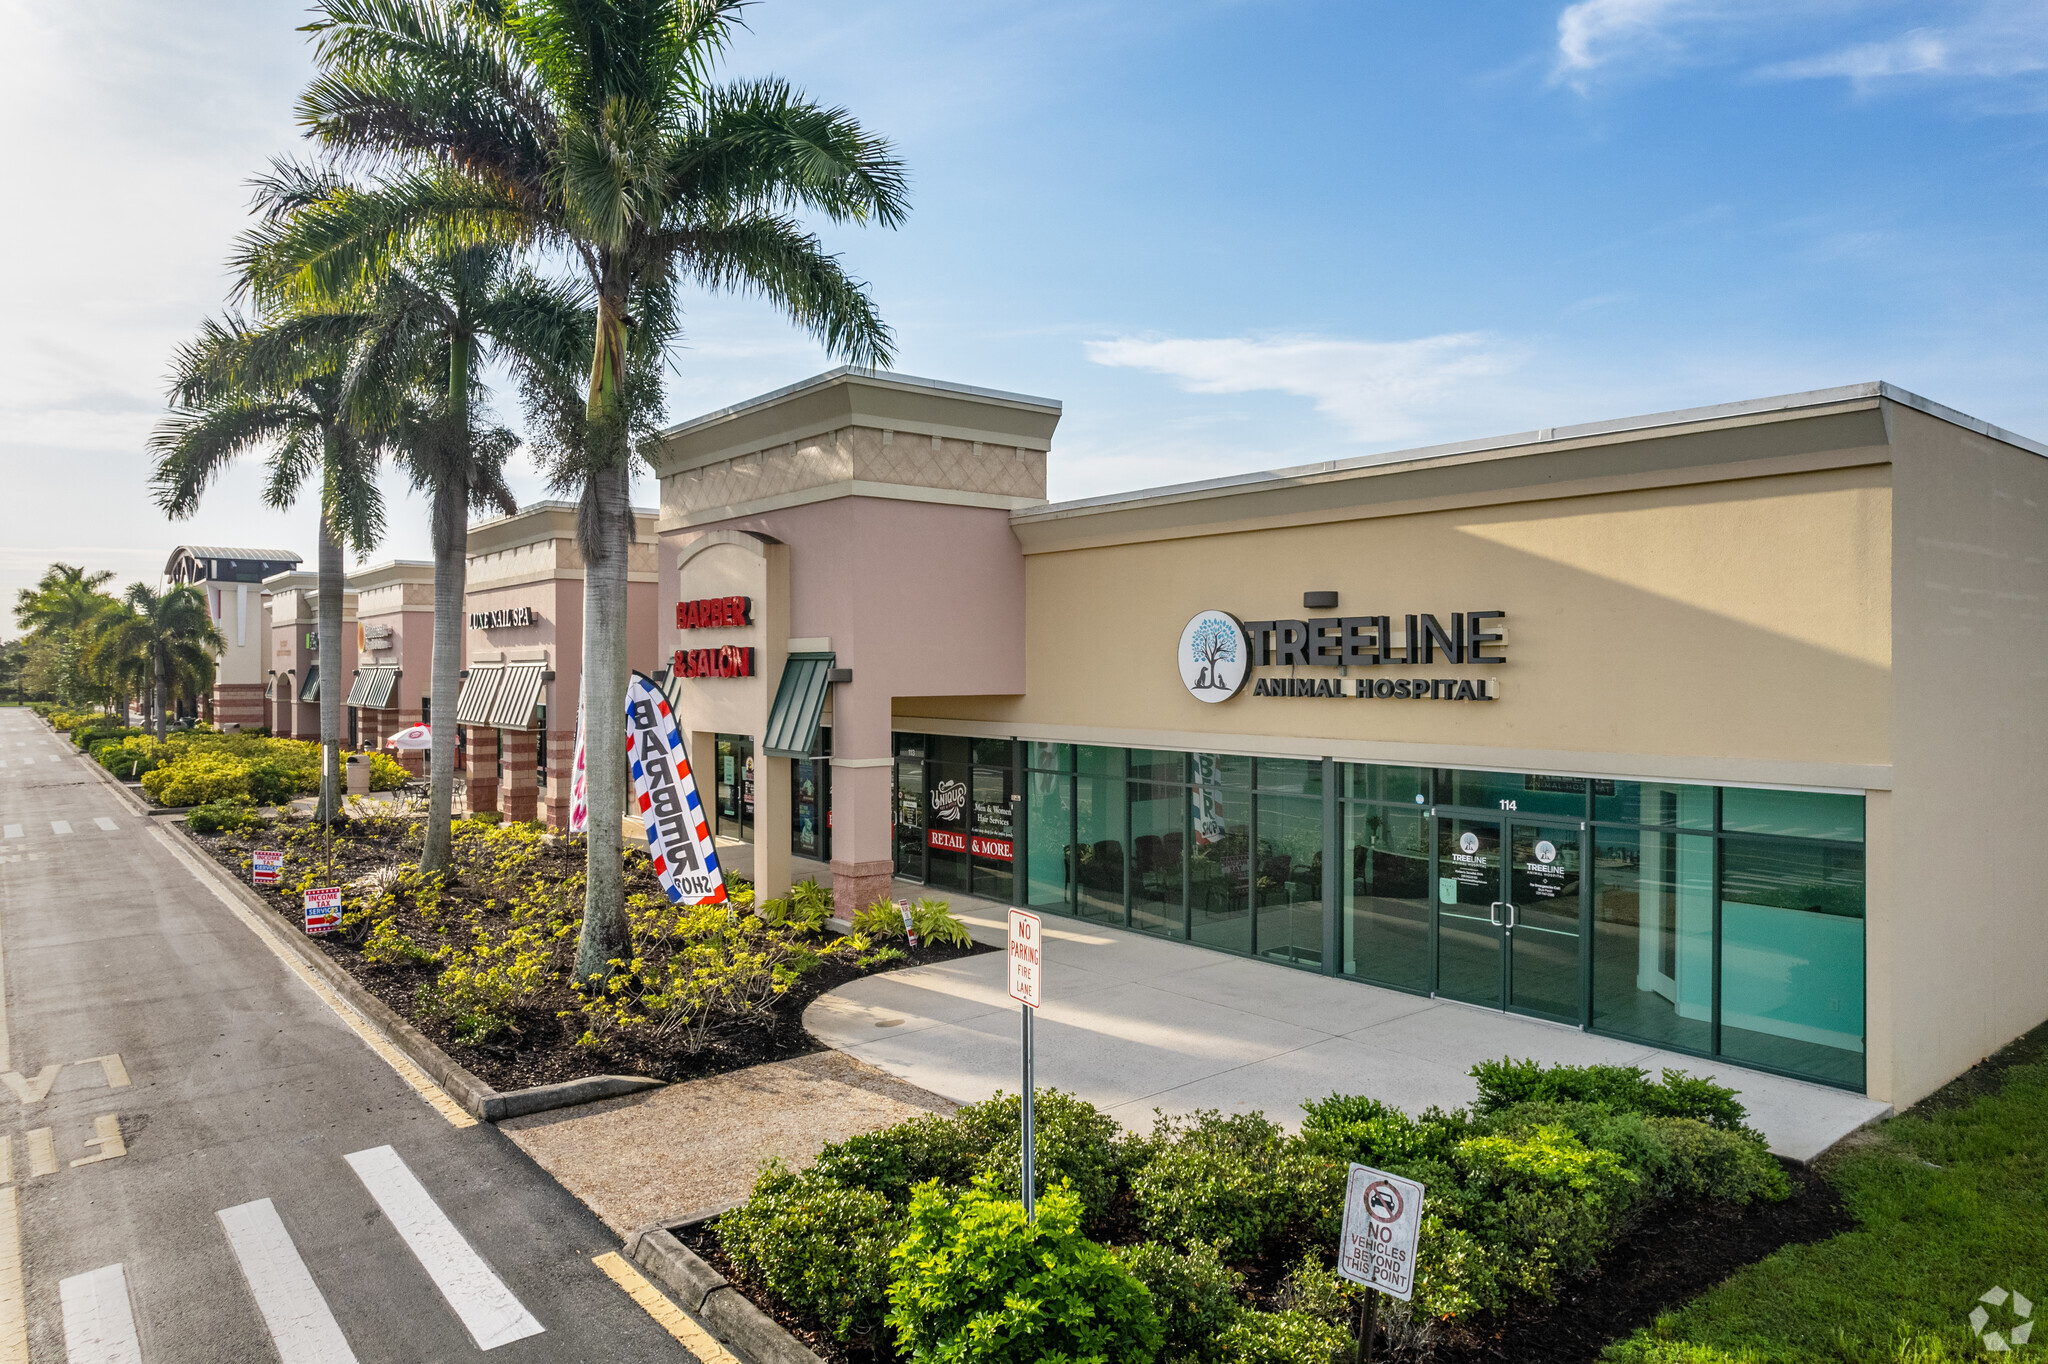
[[4, 0, 2046, 619]]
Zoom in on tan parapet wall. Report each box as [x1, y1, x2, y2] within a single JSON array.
[[919, 463, 1894, 778]]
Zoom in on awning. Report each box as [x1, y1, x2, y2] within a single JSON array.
[[488, 662, 546, 728], [298, 667, 320, 703], [762, 652, 835, 759], [454, 663, 503, 726], [347, 664, 399, 709]]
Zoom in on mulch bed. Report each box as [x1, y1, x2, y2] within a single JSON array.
[[680, 1159, 1851, 1364], [189, 818, 990, 1093]]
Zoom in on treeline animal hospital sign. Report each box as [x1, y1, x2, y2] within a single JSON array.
[[1179, 609, 1508, 704]]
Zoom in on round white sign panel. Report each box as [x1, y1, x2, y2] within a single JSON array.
[[1178, 611, 1251, 702], [1459, 831, 1480, 855], [1535, 839, 1558, 865]]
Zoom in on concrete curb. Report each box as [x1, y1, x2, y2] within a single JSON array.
[[631, 1227, 827, 1364], [156, 813, 663, 1124]]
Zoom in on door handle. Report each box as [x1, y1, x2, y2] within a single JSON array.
[[1504, 902, 1518, 929], [1489, 901, 1505, 927]]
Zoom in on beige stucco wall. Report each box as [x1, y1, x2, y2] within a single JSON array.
[[910, 464, 1894, 791], [1877, 404, 2048, 1107]]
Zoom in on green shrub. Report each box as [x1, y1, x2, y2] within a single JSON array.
[[1646, 1116, 1791, 1204], [244, 756, 312, 804], [851, 895, 903, 939], [1132, 1111, 1339, 1262], [954, 1089, 1150, 1230], [1116, 1241, 1243, 1363], [187, 799, 264, 835], [719, 1163, 903, 1344], [142, 751, 252, 806], [361, 751, 408, 790], [885, 1177, 1162, 1364], [1214, 1309, 1350, 1364], [1298, 1093, 1470, 1168], [849, 895, 972, 948], [1470, 1059, 1754, 1136], [466, 810, 505, 826], [1453, 1123, 1641, 1283], [808, 1112, 983, 1205], [758, 878, 832, 931]]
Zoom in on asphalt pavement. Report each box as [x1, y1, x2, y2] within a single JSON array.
[[0, 707, 702, 1363]]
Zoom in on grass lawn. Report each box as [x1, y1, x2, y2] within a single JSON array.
[[1607, 1022, 2048, 1363]]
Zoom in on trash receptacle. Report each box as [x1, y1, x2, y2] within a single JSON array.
[[345, 754, 371, 796]]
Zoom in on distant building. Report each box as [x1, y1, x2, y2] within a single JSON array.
[[164, 546, 301, 730], [260, 570, 357, 741]]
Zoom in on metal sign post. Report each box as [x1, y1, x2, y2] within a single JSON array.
[[1007, 910, 1042, 1220]]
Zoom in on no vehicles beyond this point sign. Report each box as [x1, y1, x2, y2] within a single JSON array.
[[1008, 910, 1041, 1008], [1337, 1163, 1425, 1301]]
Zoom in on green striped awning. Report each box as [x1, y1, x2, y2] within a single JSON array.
[[762, 652, 835, 759]]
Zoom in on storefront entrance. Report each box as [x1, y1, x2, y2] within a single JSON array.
[[1433, 815, 1582, 1023]]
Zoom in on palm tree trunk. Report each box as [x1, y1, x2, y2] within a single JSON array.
[[421, 472, 466, 873], [574, 456, 633, 983], [315, 512, 345, 823], [153, 644, 169, 742]]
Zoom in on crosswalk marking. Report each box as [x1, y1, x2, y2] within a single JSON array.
[[0, 1189, 23, 1364], [58, 1263, 142, 1364], [0, 828, 17, 841], [218, 1199, 360, 1364], [344, 1146, 543, 1351], [94, 818, 118, 832], [51, 821, 70, 836]]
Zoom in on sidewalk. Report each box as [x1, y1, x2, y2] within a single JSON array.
[[803, 882, 1892, 1164]]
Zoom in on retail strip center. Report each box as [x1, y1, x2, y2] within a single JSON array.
[[185, 371, 2048, 1110]]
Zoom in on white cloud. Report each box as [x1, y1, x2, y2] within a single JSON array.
[[1083, 332, 1523, 443], [1554, 0, 1700, 80], [1761, 1, 2048, 84]]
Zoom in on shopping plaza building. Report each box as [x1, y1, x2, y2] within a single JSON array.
[[185, 369, 2044, 1110], [652, 371, 2046, 1109]]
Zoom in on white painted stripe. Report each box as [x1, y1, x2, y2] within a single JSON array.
[[344, 1146, 543, 1350], [217, 1199, 359, 1364], [1, 827, 17, 841], [0, 1189, 23, 1364], [58, 1263, 142, 1364], [94, 818, 118, 832], [51, 821, 71, 835]]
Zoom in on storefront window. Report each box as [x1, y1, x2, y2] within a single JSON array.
[[972, 737, 1015, 768], [926, 761, 972, 892], [1026, 767, 1073, 911], [1342, 803, 1430, 991], [1255, 793, 1323, 966], [716, 735, 753, 841], [1594, 780, 1713, 829], [1721, 788, 1865, 842], [894, 759, 925, 877], [1129, 749, 1187, 784], [1590, 829, 1714, 1053], [1027, 742, 1070, 773], [1130, 782, 1186, 938], [1437, 768, 1590, 819], [1717, 837, 1865, 1088], [1075, 771, 1126, 923], [972, 765, 1015, 902], [1349, 764, 1428, 806], [1189, 784, 1251, 952], [1255, 757, 1320, 796]]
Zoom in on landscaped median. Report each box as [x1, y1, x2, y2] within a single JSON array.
[[184, 809, 987, 1092], [33, 705, 406, 799]]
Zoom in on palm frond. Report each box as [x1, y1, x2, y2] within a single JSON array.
[[662, 212, 893, 367]]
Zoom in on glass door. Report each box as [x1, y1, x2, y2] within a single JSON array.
[[1508, 823, 1582, 1022], [1435, 816, 1504, 1006]]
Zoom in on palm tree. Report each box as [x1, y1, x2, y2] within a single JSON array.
[[149, 315, 387, 820], [90, 585, 226, 741], [13, 565, 122, 713], [290, 0, 909, 979], [242, 191, 591, 871]]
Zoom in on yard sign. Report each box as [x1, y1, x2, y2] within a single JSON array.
[[251, 850, 284, 886], [1008, 910, 1042, 1008], [626, 672, 725, 906], [1337, 1163, 1425, 1301], [304, 886, 341, 935]]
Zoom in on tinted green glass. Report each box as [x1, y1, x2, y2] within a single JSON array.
[[1437, 769, 1587, 818], [893, 760, 925, 877], [1026, 742, 1070, 773], [1590, 829, 1713, 1053], [1436, 816, 1503, 1006], [1025, 770, 1073, 912], [1074, 775, 1126, 924], [1348, 764, 1429, 805], [1343, 805, 1430, 990], [1255, 757, 1322, 795], [1076, 745, 1125, 778], [1721, 788, 1865, 843], [971, 765, 1014, 902], [1594, 781, 1713, 829], [931, 734, 971, 766], [1192, 753, 1252, 788], [971, 738, 1015, 768], [1256, 794, 1324, 966], [925, 762, 971, 892], [893, 732, 926, 758], [1129, 749, 1188, 784], [1718, 837, 1865, 1088], [1189, 788, 1251, 953], [1130, 783, 1186, 938], [1508, 824, 1580, 1021]]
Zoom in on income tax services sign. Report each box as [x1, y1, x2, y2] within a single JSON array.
[[1337, 1164, 1425, 1300]]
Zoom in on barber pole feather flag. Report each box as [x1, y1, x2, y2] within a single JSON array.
[[568, 697, 590, 834], [626, 672, 726, 905]]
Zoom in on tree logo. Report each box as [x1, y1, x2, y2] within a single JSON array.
[[1178, 611, 1250, 703], [1973, 1287, 2034, 1352]]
